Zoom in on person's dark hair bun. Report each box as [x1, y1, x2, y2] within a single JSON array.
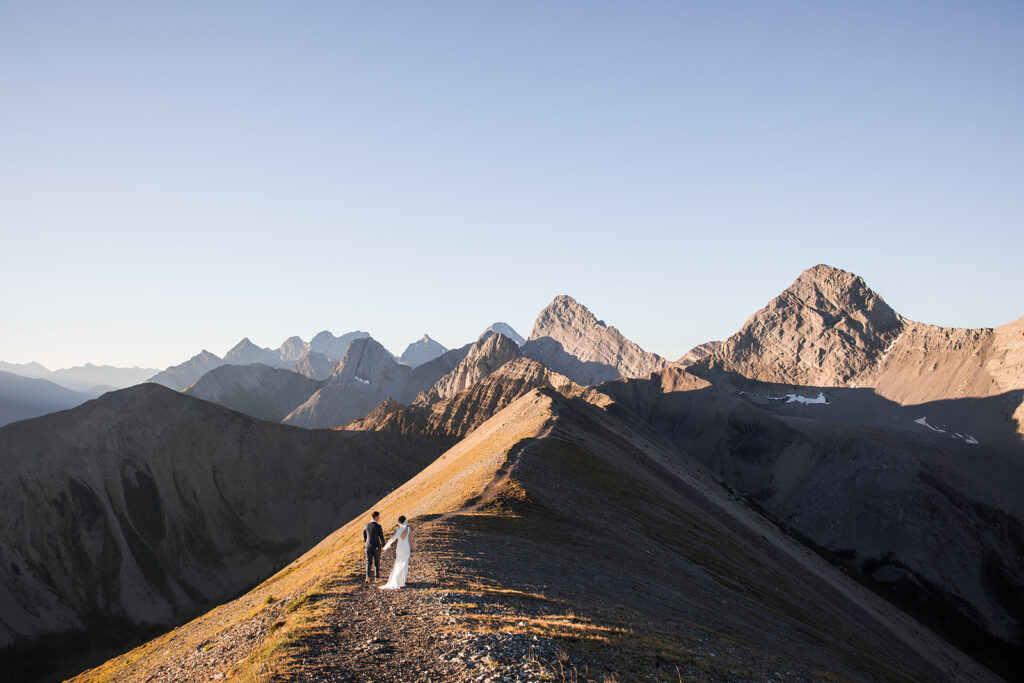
[[398, 515, 407, 524]]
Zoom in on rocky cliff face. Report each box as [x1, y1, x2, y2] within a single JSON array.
[[695, 265, 904, 386], [522, 295, 666, 385], [283, 338, 411, 428], [399, 335, 447, 368], [184, 363, 321, 422], [0, 385, 443, 667], [146, 350, 224, 391], [348, 357, 579, 440], [277, 336, 310, 362], [416, 333, 522, 405]]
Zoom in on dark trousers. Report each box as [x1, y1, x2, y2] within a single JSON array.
[[365, 546, 381, 578]]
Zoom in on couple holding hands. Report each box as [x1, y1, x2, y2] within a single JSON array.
[[363, 511, 412, 590]]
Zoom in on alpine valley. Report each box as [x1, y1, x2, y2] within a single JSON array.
[[2, 265, 1022, 682]]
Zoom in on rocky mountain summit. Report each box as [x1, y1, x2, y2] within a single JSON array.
[[522, 295, 666, 384], [5, 263, 1024, 681], [693, 264, 904, 386], [399, 334, 447, 368]]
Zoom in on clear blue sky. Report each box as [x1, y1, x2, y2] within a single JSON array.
[[2, 1, 1022, 369]]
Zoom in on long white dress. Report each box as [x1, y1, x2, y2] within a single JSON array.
[[379, 523, 411, 590]]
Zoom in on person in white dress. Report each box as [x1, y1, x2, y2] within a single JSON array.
[[379, 515, 412, 590]]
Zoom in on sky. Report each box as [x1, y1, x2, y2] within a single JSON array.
[[1, 1, 1022, 370]]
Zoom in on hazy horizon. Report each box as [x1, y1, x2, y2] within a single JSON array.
[[3, 2, 1021, 369]]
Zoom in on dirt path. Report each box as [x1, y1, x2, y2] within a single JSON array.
[[278, 433, 565, 683]]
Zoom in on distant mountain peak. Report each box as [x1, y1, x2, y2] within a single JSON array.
[[331, 337, 399, 384], [399, 334, 447, 368], [524, 295, 664, 384], [310, 330, 371, 362], [481, 322, 525, 347]]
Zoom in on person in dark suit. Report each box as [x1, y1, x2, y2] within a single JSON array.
[[363, 510, 386, 582]]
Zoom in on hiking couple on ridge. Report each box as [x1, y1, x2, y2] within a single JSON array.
[[363, 511, 412, 590]]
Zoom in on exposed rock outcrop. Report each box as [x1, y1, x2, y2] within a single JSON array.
[[348, 357, 579, 440], [522, 295, 666, 385], [416, 333, 522, 405], [694, 265, 904, 386], [277, 336, 310, 362], [283, 338, 412, 428]]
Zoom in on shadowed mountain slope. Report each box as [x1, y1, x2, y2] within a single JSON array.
[[283, 338, 412, 429], [0, 385, 446, 682], [523, 295, 666, 385], [596, 365, 1024, 677], [0, 371, 90, 427], [74, 389, 995, 682], [183, 363, 322, 422]]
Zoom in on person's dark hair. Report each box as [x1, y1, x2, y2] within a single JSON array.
[[398, 515, 406, 524], [372, 511, 380, 519]]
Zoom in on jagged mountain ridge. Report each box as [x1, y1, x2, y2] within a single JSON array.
[[0, 384, 446, 681], [0, 361, 159, 392], [74, 389, 995, 682], [415, 333, 522, 405], [147, 331, 372, 392], [347, 357, 581, 441], [522, 295, 666, 385]]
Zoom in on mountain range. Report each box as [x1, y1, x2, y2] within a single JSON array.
[[0, 361, 159, 393], [2, 264, 1022, 681]]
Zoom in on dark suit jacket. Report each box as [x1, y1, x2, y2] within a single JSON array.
[[363, 521, 385, 550]]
